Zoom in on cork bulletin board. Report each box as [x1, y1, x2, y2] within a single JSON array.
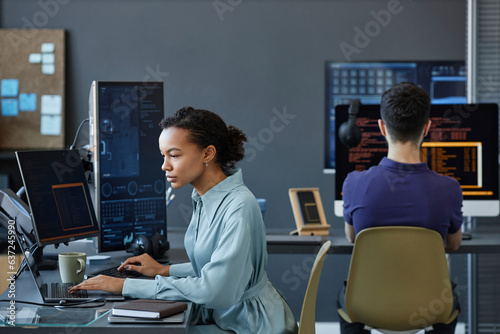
[[0, 29, 65, 150]]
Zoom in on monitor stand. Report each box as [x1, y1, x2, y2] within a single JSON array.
[[462, 216, 475, 240]]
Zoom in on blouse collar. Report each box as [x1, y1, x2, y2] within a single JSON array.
[[191, 169, 244, 221]]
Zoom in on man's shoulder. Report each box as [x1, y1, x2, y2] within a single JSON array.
[[426, 170, 462, 189], [345, 164, 382, 181]]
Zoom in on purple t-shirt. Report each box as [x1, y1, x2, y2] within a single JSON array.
[[343, 157, 463, 240]]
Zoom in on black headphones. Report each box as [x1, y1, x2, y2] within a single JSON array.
[[338, 99, 362, 148], [125, 233, 169, 259]]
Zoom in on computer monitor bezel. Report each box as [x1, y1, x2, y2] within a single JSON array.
[[89, 80, 167, 253], [324, 60, 467, 171], [15, 149, 100, 247]]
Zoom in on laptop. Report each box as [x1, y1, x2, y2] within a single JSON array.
[[19, 241, 125, 303], [14, 149, 125, 303]]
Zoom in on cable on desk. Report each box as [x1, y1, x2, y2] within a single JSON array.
[[0, 298, 106, 308]]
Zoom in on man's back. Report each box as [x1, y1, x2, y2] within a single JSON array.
[[338, 83, 463, 334], [343, 157, 463, 240]]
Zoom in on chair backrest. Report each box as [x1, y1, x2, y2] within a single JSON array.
[[345, 226, 454, 331], [298, 240, 331, 334]]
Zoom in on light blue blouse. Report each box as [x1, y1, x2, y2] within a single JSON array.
[[122, 169, 298, 333]]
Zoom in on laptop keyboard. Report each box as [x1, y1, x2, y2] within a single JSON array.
[[47, 282, 89, 299], [89, 266, 142, 278]]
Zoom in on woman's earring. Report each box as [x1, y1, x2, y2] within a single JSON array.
[[205, 161, 208, 167]]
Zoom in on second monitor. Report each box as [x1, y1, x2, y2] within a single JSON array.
[[89, 81, 167, 253], [334, 103, 499, 218], [16, 149, 100, 247]]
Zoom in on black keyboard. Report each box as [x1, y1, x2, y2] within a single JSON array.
[[46, 282, 89, 299], [88, 266, 142, 278]]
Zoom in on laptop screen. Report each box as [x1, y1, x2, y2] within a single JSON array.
[[16, 150, 100, 246]]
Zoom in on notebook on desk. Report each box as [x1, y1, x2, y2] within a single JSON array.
[[107, 313, 185, 324]]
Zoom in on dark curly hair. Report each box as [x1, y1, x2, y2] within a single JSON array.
[[160, 107, 247, 175]]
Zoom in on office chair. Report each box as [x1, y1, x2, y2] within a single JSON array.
[[298, 240, 331, 334], [337, 226, 458, 333]]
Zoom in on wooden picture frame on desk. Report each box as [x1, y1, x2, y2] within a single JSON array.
[[289, 188, 330, 236]]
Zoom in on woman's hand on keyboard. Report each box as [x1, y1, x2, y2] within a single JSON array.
[[69, 275, 125, 295], [118, 253, 171, 277]]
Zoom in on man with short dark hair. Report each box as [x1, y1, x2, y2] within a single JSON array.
[[337, 82, 462, 334]]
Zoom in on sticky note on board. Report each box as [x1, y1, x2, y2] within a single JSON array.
[[40, 115, 61, 136], [41, 43, 55, 53], [29, 53, 42, 63], [1, 79, 19, 97], [1, 99, 19, 116], [19, 93, 37, 111], [42, 64, 55, 75], [42, 53, 55, 64], [41, 95, 62, 115]]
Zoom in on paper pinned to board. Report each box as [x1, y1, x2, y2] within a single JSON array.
[[1, 98, 19, 116], [1, 79, 19, 97], [42, 53, 55, 64], [42, 64, 55, 75], [29, 53, 42, 63], [41, 95, 61, 115], [40, 114, 61, 136], [19, 93, 37, 111], [41, 43, 55, 53]]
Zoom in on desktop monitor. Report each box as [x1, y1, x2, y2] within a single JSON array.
[[334, 103, 499, 218], [89, 81, 167, 252], [325, 60, 467, 170], [15, 150, 100, 246]]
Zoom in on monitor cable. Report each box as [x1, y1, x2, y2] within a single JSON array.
[[69, 118, 89, 150]]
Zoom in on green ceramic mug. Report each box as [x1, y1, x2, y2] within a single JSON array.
[[58, 252, 86, 283]]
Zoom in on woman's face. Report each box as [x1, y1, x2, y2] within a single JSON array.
[[159, 127, 206, 189]]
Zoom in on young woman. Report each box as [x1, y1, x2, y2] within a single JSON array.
[[70, 107, 298, 333]]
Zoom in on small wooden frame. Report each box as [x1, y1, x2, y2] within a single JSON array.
[[289, 188, 330, 236]]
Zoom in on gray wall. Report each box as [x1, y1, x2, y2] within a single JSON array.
[[1, 0, 467, 322]]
